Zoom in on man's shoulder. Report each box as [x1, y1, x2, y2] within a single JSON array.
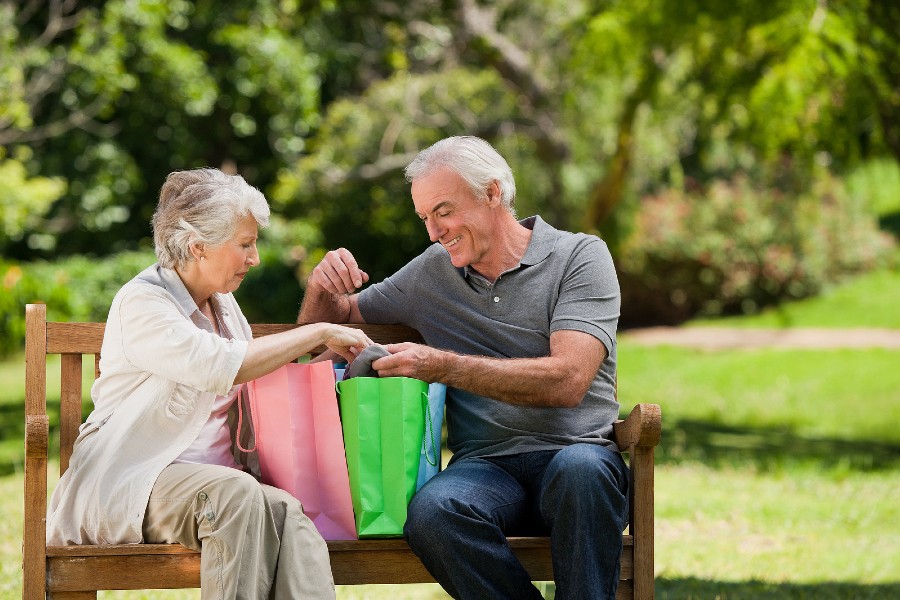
[[395, 243, 456, 276], [531, 215, 602, 244], [533, 218, 609, 260]]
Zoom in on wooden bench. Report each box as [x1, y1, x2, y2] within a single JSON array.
[[23, 302, 661, 599]]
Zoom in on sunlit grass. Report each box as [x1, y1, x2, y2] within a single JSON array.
[[655, 464, 900, 585], [690, 265, 900, 329], [618, 344, 900, 445]]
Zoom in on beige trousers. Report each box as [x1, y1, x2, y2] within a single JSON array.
[[143, 463, 335, 600]]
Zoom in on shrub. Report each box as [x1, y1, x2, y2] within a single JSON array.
[[0, 251, 155, 356], [616, 173, 896, 326]]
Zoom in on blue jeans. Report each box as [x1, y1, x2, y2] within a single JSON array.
[[404, 443, 629, 600]]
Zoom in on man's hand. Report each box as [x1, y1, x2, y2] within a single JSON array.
[[308, 248, 369, 295], [371, 342, 450, 381]]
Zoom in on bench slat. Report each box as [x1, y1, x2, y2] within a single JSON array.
[[59, 353, 83, 475], [45, 322, 425, 355], [47, 553, 200, 592], [46, 322, 105, 354], [47, 537, 633, 588]]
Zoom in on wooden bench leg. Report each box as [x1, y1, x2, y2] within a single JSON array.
[[630, 445, 655, 600]]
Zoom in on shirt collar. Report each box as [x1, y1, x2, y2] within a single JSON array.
[[462, 215, 557, 279], [518, 215, 556, 266], [157, 265, 203, 317]]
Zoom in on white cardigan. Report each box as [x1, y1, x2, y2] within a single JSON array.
[[47, 264, 251, 545]]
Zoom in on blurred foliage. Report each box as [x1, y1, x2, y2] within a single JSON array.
[[0, 148, 66, 250], [0, 216, 321, 355], [617, 173, 895, 325], [0, 251, 154, 356], [845, 158, 900, 239], [1, 0, 320, 258], [2, 0, 900, 331]]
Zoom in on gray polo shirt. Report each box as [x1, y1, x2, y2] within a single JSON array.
[[358, 216, 621, 462]]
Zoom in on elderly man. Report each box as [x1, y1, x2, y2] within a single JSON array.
[[299, 136, 628, 600]]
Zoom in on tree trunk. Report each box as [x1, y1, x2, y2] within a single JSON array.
[[583, 59, 661, 232]]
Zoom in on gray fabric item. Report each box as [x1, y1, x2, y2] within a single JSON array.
[[357, 215, 621, 464], [342, 344, 391, 379]]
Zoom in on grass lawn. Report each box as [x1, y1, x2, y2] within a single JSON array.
[[655, 465, 900, 585], [618, 345, 900, 462], [690, 265, 900, 329]]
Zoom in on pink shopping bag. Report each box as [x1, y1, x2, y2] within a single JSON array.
[[244, 361, 357, 540]]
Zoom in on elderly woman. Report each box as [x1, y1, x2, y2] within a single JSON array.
[[46, 168, 369, 599]]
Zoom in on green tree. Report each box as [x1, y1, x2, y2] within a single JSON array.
[[2, 0, 321, 259], [279, 0, 900, 238]]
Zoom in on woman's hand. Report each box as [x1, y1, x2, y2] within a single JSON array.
[[322, 324, 372, 364]]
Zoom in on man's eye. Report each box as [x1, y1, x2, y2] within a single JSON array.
[[437, 212, 450, 218]]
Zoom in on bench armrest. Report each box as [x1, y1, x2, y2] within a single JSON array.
[[612, 404, 661, 451]]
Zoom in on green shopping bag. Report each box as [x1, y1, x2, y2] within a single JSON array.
[[336, 376, 432, 538]]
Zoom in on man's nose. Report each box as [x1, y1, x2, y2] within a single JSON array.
[[425, 220, 441, 242]]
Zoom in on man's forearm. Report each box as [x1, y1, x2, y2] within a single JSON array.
[[377, 331, 605, 408], [298, 286, 352, 324], [438, 352, 590, 408]]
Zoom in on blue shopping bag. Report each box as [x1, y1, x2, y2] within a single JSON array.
[[416, 383, 445, 491]]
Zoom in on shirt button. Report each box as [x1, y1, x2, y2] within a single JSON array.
[[493, 296, 500, 303], [198, 491, 208, 501]]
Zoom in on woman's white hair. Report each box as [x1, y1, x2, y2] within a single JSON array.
[[404, 136, 517, 215], [152, 168, 270, 269]]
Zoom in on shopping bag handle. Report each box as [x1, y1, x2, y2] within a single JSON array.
[[236, 384, 257, 453], [422, 391, 438, 467]]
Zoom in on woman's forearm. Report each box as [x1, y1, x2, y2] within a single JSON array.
[[233, 323, 329, 384]]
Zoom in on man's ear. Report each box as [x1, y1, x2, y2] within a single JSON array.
[[487, 180, 502, 206]]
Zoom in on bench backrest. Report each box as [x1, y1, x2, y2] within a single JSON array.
[[26, 310, 422, 477]]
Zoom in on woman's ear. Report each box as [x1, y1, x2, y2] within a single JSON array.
[[190, 243, 206, 262]]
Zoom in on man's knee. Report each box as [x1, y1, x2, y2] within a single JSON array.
[[404, 481, 444, 544], [541, 444, 628, 518], [550, 444, 626, 485]]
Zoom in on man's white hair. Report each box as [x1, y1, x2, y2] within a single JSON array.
[[404, 136, 517, 215]]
